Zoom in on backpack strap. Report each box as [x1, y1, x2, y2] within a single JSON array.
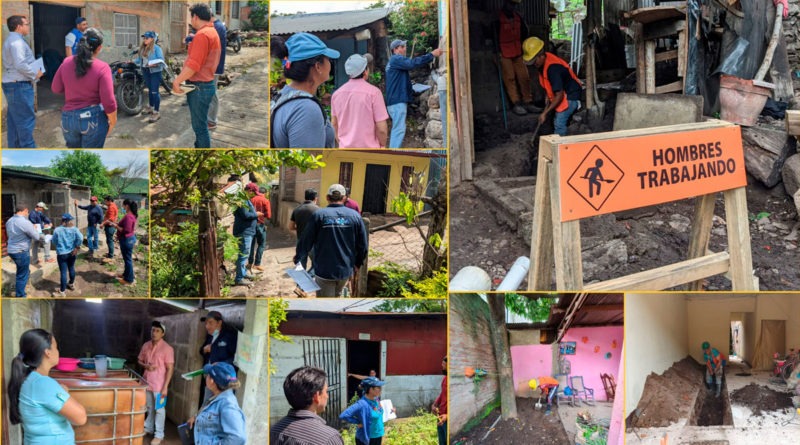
[[270, 89, 326, 147]]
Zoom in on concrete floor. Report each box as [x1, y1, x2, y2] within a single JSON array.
[[627, 359, 800, 445], [557, 399, 614, 442]]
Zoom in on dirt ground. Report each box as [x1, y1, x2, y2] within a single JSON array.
[[452, 397, 571, 445], [627, 357, 706, 429], [451, 104, 800, 291], [730, 383, 794, 416]]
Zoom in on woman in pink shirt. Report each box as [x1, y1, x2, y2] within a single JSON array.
[[108, 199, 137, 285], [52, 28, 117, 148]]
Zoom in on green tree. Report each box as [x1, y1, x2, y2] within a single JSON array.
[[372, 298, 447, 313], [50, 151, 112, 198], [388, 0, 439, 54], [246, 0, 270, 30], [269, 299, 290, 375], [505, 294, 557, 322]]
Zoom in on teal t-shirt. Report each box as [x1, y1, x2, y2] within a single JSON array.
[[367, 398, 384, 439], [704, 348, 720, 369], [19, 372, 75, 445]]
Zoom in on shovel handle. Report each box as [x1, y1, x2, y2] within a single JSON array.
[[755, 4, 784, 81]]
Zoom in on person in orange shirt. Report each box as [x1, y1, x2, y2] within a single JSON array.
[[536, 375, 560, 413], [101, 196, 119, 263], [248, 185, 272, 272], [172, 3, 221, 148]]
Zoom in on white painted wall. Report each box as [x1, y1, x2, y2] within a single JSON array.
[[686, 294, 756, 364], [625, 293, 689, 416], [381, 375, 444, 418]]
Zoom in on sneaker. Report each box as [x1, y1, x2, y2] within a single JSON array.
[[208, 122, 218, 131], [45, 258, 56, 263], [142, 106, 153, 115], [253, 265, 265, 271], [511, 104, 527, 116], [117, 277, 136, 286], [151, 439, 163, 445], [53, 290, 66, 298], [524, 102, 543, 113], [101, 258, 114, 264], [233, 281, 252, 288], [149, 112, 161, 123], [67, 283, 75, 291], [244, 274, 256, 281]]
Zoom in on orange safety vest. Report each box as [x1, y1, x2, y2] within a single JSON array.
[[498, 12, 522, 59], [539, 52, 583, 112]]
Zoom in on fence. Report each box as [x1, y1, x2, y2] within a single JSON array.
[[367, 213, 431, 272]]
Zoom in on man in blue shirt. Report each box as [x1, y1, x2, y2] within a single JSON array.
[[5, 206, 43, 297], [2, 15, 44, 148], [207, 16, 227, 130], [232, 183, 263, 287], [385, 39, 443, 148], [75, 197, 104, 259], [294, 184, 368, 297], [199, 311, 239, 403], [29, 202, 54, 266], [65, 17, 89, 57], [702, 341, 726, 397]]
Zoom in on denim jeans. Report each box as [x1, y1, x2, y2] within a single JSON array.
[[31, 237, 51, 264], [248, 224, 267, 266], [9, 251, 31, 297], [186, 80, 216, 148], [104, 226, 116, 258], [145, 390, 166, 439], [207, 75, 219, 124], [120, 235, 136, 282], [554, 100, 580, 136], [235, 233, 254, 282], [2, 82, 37, 148], [57, 253, 76, 292], [143, 68, 162, 112], [61, 105, 109, 148], [437, 421, 447, 445], [387, 103, 407, 148], [86, 225, 99, 253]]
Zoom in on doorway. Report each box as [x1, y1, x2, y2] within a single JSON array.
[[730, 320, 744, 359], [346, 340, 381, 401], [363, 164, 390, 215], [752, 320, 786, 370], [31, 2, 81, 109]]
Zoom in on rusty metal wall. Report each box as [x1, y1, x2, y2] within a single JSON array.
[[470, 0, 550, 26]]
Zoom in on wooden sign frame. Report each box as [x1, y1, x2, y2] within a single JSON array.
[[527, 120, 758, 291]]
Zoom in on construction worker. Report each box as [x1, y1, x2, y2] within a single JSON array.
[[702, 341, 726, 397], [522, 36, 582, 136], [497, 0, 539, 116], [532, 376, 559, 413]]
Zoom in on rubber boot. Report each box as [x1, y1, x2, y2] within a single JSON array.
[[716, 382, 721, 397]]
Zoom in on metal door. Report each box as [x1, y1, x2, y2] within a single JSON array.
[[304, 338, 345, 428], [363, 164, 390, 215]]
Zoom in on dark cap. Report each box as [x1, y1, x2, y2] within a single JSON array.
[[201, 310, 223, 322], [75, 17, 87, 25], [152, 320, 166, 334]]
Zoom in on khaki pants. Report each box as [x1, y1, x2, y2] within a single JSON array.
[[500, 56, 533, 104]]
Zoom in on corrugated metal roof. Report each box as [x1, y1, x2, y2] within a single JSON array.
[[2, 166, 89, 188], [271, 8, 390, 35]]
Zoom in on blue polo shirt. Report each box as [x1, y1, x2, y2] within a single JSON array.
[[385, 52, 434, 106], [19, 372, 75, 444]]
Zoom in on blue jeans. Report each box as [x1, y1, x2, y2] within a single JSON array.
[[104, 226, 116, 258], [61, 105, 109, 148], [143, 68, 162, 112], [554, 100, 580, 137], [2, 82, 37, 148], [57, 253, 76, 292], [120, 235, 136, 283], [8, 251, 31, 297], [387, 103, 407, 148], [208, 75, 219, 124], [248, 224, 267, 266], [236, 234, 253, 282], [437, 421, 447, 445], [86, 225, 99, 253], [186, 80, 216, 148]]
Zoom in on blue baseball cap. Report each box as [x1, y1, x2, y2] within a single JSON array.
[[203, 362, 237, 388], [390, 39, 407, 50], [75, 17, 87, 26], [142, 31, 157, 39], [61, 213, 74, 221], [361, 376, 386, 388], [286, 33, 340, 62]]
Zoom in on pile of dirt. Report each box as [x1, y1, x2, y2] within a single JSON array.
[[730, 383, 794, 415], [626, 357, 705, 428], [453, 397, 570, 445]]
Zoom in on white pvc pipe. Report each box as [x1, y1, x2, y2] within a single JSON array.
[[449, 266, 492, 292], [496, 256, 531, 291]]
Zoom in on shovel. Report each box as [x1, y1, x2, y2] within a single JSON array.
[[535, 396, 543, 409]]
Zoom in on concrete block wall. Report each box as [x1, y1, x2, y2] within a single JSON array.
[[449, 295, 499, 436], [158, 311, 208, 424]]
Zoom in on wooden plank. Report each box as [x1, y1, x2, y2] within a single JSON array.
[[645, 40, 656, 94], [548, 161, 583, 291], [655, 49, 679, 63], [654, 80, 684, 94], [551, 119, 734, 144], [723, 187, 758, 290], [625, 6, 687, 24], [643, 20, 686, 41], [787, 110, 800, 136], [451, 0, 473, 181], [586, 44, 595, 111], [528, 139, 556, 290], [584, 251, 731, 291], [636, 23, 646, 94], [687, 193, 718, 290], [678, 30, 686, 80]]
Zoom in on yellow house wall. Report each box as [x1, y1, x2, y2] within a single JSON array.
[[320, 152, 432, 213]]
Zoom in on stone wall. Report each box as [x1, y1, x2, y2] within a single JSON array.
[[786, 0, 800, 72], [449, 295, 500, 436]]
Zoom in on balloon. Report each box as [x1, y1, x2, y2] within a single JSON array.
[[528, 378, 538, 390]]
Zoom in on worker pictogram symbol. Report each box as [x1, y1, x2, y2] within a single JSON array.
[[566, 145, 624, 211]]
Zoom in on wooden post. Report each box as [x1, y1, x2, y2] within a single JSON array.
[[528, 137, 556, 290], [723, 187, 757, 290], [199, 202, 221, 297], [586, 43, 595, 111], [635, 23, 646, 94], [355, 218, 370, 297], [787, 110, 800, 136], [548, 158, 582, 290], [645, 40, 656, 94], [687, 193, 717, 291]]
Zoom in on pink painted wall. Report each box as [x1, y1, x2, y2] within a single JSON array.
[[510, 344, 552, 396], [560, 326, 623, 401]]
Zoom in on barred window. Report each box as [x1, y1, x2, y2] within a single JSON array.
[[338, 162, 354, 189], [114, 13, 139, 48], [232, 2, 240, 19]]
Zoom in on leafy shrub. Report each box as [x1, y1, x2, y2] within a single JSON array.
[[389, 1, 439, 54], [373, 262, 416, 297], [341, 409, 438, 445]]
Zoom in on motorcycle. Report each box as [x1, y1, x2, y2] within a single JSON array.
[[226, 27, 242, 53], [110, 49, 175, 115]]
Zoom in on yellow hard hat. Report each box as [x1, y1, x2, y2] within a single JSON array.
[[528, 378, 538, 390], [522, 37, 544, 62]]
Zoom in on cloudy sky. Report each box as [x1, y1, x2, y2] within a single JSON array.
[[3, 150, 149, 177], [271, 1, 378, 15]]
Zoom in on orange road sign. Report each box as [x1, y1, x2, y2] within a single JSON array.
[[558, 126, 746, 222]]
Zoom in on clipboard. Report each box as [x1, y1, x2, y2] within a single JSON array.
[[381, 399, 397, 422], [285, 268, 321, 293]]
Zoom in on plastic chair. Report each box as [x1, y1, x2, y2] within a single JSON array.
[[571, 375, 596, 406]]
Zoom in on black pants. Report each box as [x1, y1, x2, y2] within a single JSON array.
[[356, 437, 382, 445]]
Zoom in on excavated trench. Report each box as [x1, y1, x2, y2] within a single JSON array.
[[689, 380, 733, 426]]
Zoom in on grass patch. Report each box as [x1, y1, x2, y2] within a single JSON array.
[[341, 409, 438, 445], [459, 397, 501, 436]]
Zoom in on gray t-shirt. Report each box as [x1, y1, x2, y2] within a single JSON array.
[[271, 85, 335, 148]]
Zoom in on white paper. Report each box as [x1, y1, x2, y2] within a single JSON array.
[[33, 57, 45, 74], [381, 399, 397, 422], [147, 58, 165, 67], [33, 223, 42, 234], [44, 234, 52, 243]]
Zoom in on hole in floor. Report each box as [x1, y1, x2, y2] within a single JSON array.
[[689, 381, 733, 426]]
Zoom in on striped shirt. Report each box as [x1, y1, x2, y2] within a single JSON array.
[[270, 410, 344, 445]]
